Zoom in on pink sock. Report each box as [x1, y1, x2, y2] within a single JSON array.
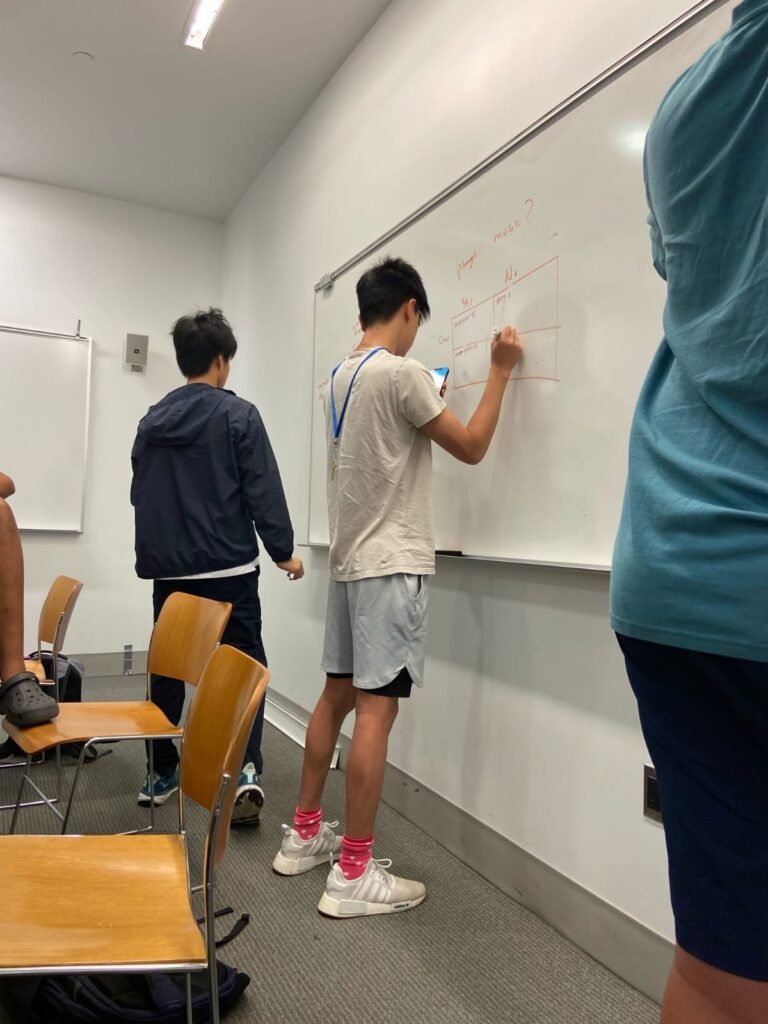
[[293, 807, 322, 840], [339, 835, 374, 880]]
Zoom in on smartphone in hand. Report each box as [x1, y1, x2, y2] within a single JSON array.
[[429, 367, 450, 392]]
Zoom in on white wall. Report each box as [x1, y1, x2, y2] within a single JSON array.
[[0, 176, 223, 653], [221, 0, 718, 940]]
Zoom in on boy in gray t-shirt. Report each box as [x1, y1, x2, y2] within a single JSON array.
[[274, 257, 522, 917]]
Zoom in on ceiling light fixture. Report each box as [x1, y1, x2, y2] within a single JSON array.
[[182, 0, 227, 51]]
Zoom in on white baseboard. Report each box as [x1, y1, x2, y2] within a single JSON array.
[[263, 691, 339, 769], [73, 650, 148, 677]]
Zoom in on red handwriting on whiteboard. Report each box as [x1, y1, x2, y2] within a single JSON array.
[[494, 221, 522, 243], [461, 297, 473, 310], [493, 198, 535, 244], [455, 341, 484, 356], [457, 250, 480, 280]]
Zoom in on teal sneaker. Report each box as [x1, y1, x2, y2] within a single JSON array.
[[137, 767, 179, 806], [231, 762, 264, 826]]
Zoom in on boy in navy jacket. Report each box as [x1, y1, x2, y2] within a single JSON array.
[[131, 308, 303, 823]]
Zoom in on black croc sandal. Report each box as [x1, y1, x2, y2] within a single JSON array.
[[0, 672, 59, 727]]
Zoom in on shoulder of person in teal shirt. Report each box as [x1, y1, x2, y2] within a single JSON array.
[[611, 0, 768, 663]]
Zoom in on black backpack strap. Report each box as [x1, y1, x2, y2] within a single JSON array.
[[196, 906, 251, 949], [215, 913, 250, 948]]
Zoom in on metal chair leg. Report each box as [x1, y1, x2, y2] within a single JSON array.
[[185, 973, 193, 1024], [206, 883, 220, 1024], [60, 742, 91, 834], [148, 741, 156, 832], [0, 753, 44, 770], [9, 755, 31, 835]]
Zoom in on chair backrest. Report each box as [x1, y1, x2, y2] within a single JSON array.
[[38, 576, 83, 651], [147, 592, 231, 685], [180, 645, 269, 868]]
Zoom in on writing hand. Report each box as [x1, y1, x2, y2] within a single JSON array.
[[491, 326, 523, 376]]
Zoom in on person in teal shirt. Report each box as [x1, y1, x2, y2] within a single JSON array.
[[612, 2, 768, 1020]]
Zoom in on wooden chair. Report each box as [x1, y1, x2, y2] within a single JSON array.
[[0, 576, 83, 809], [5, 591, 231, 834], [0, 645, 269, 1024], [24, 575, 83, 693]]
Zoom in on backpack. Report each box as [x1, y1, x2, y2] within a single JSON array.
[[0, 654, 90, 763], [0, 908, 250, 1024], [26, 650, 83, 703], [23, 651, 97, 762], [1, 960, 249, 1024]]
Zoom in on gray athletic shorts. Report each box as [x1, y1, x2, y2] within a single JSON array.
[[322, 574, 429, 691]]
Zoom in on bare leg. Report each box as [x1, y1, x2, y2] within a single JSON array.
[[662, 947, 768, 1024], [345, 691, 399, 839], [0, 498, 26, 682], [298, 677, 356, 811]]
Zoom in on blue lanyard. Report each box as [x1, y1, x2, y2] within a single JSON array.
[[330, 347, 384, 441]]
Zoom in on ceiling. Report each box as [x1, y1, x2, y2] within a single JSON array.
[[0, 0, 391, 220]]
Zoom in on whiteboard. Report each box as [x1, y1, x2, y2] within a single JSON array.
[[309, 2, 731, 569], [0, 327, 92, 532]]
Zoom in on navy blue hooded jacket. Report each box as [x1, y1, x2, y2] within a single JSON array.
[[131, 383, 294, 580]]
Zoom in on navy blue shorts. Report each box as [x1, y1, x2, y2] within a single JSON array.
[[617, 634, 768, 981]]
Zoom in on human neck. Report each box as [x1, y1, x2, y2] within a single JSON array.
[[356, 325, 402, 356], [187, 369, 220, 387]]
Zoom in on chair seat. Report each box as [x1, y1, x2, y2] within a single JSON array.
[[0, 834, 206, 972], [4, 702, 182, 755]]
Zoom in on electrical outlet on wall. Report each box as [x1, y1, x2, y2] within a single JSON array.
[[644, 764, 662, 824], [123, 644, 133, 676]]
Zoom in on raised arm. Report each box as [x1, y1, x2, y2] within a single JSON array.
[[420, 327, 523, 464]]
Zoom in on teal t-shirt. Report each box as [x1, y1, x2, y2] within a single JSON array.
[[611, 0, 768, 662]]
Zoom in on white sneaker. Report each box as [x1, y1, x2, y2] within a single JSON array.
[[272, 821, 342, 876], [318, 858, 426, 918]]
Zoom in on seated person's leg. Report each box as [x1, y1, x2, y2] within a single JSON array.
[[0, 496, 58, 726]]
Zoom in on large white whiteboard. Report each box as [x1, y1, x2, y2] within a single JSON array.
[[309, 2, 732, 569], [0, 327, 92, 532]]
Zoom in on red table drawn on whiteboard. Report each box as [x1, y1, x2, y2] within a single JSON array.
[[452, 256, 560, 388]]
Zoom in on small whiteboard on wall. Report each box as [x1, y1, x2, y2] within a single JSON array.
[[0, 325, 92, 532]]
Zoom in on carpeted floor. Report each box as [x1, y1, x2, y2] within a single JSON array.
[[0, 676, 658, 1024]]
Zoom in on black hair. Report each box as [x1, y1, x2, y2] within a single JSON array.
[[356, 256, 431, 330], [172, 308, 238, 378]]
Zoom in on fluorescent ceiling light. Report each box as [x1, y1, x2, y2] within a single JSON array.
[[183, 0, 227, 50]]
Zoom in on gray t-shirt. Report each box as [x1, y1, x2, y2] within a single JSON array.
[[326, 348, 446, 582]]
